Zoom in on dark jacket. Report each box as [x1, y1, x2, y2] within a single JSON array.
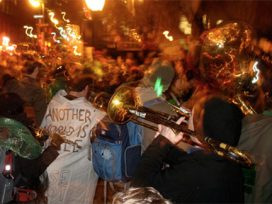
[[131, 135, 244, 203], [14, 146, 59, 188], [3, 76, 47, 126]]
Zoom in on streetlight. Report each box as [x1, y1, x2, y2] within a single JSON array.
[[84, 0, 106, 49], [29, 0, 42, 8], [85, 0, 105, 11], [28, 0, 46, 53], [28, 0, 45, 17]]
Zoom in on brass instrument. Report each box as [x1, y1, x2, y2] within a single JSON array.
[[93, 84, 254, 168], [232, 95, 257, 115], [34, 128, 82, 149]]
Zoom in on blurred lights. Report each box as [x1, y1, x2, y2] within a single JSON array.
[[51, 32, 60, 43], [33, 14, 44, 19], [154, 77, 163, 97], [48, 10, 81, 44], [73, 45, 82, 56], [179, 16, 192, 35], [49, 11, 59, 25], [202, 14, 207, 26], [216, 19, 223, 25], [67, 26, 81, 41], [5, 164, 11, 172], [2, 36, 10, 47], [85, 0, 105, 11], [163, 31, 173, 41], [217, 42, 224, 48], [23, 25, 37, 38], [29, 0, 42, 8], [112, 98, 121, 106], [120, 25, 141, 43], [202, 14, 210, 29], [7, 44, 16, 52], [58, 26, 70, 41], [0, 36, 17, 53], [61, 12, 70, 23], [45, 41, 51, 47], [251, 61, 260, 84]]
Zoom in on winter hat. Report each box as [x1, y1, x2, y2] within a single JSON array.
[[203, 97, 244, 146]]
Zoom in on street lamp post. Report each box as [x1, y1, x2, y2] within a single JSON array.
[[85, 0, 105, 11], [84, 0, 105, 48], [29, 0, 46, 53]]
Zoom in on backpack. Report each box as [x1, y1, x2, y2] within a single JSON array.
[[91, 118, 142, 182]]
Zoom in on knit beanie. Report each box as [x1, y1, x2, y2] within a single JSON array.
[[203, 97, 244, 146]]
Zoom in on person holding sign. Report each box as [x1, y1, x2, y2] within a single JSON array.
[[40, 76, 105, 204]]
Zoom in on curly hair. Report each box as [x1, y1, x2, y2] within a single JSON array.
[[112, 187, 172, 204]]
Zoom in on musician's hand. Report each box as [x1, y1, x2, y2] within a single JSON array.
[[50, 133, 65, 150], [156, 117, 185, 144]]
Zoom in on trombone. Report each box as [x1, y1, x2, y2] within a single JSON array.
[[92, 84, 254, 168]]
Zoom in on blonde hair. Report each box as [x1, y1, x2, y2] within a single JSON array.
[[112, 187, 172, 204]]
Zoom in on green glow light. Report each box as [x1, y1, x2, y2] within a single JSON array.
[[154, 77, 163, 96]]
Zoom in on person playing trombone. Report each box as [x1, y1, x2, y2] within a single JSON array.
[[131, 95, 245, 203]]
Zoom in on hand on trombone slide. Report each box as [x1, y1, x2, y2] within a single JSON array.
[[155, 117, 185, 144], [155, 116, 202, 147]]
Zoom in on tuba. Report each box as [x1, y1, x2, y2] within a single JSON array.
[[92, 84, 254, 168]]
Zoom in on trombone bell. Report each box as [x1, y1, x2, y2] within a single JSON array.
[[107, 85, 141, 123]]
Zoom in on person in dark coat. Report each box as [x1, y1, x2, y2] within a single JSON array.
[[131, 95, 245, 203], [0, 92, 63, 203], [3, 61, 48, 126]]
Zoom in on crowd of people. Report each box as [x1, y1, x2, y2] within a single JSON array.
[[0, 22, 272, 204]]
